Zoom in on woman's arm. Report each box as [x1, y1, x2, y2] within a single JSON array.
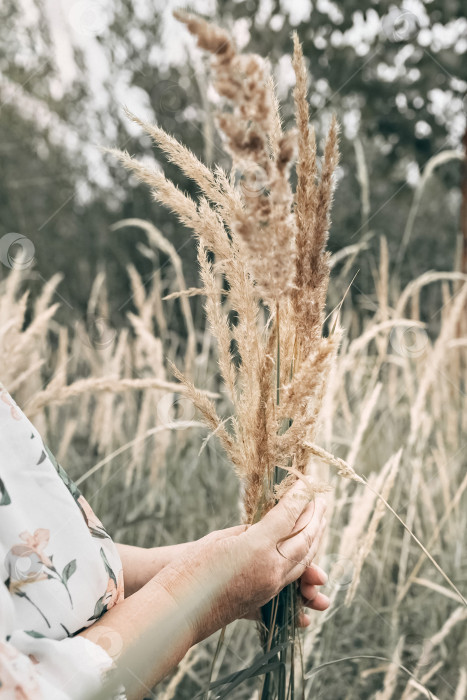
[[115, 542, 193, 597], [79, 567, 197, 699], [116, 528, 247, 597], [80, 480, 328, 700]]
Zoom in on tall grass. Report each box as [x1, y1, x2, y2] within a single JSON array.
[[1, 198, 466, 700], [0, 12, 466, 700]]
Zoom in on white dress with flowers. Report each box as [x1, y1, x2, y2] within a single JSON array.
[[0, 384, 126, 699]]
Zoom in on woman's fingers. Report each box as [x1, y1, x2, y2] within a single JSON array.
[[301, 581, 318, 601], [309, 514, 327, 559], [297, 500, 326, 558], [301, 563, 328, 586], [291, 499, 317, 535], [279, 499, 326, 573], [302, 513, 327, 565], [296, 589, 330, 625], [302, 588, 330, 612]]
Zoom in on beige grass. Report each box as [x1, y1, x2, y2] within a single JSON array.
[[0, 10, 465, 700]]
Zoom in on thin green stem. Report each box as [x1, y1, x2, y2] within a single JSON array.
[[19, 592, 51, 628]]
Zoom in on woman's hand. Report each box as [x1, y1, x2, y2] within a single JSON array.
[[117, 514, 329, 619], [155, 477, 328, 644], [183, 523, 329, 628], [80, 478, 329, 699], [116, 525, 281, 597]]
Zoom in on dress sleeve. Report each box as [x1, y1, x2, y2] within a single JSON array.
[[0, 579, 125, 700], [0, 385, 127, 699]]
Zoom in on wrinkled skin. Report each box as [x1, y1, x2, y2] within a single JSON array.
[[156, 478, 329, 644]]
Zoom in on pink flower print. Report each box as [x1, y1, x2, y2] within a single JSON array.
[[13, 529, 53, 568], [78, 496, 104, 530], [0, 391, 21, 421], [7, 529, 77, 624], [103, 569, 125, 611], [77, 495, 110, 538]]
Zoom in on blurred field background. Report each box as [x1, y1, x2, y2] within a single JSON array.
[[1, 0, 466, 698]]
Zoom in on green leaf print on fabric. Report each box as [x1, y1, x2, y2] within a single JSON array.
[[88, 594, 107, 622], [12, 591, 51, 629], [76, 496, 111, 540], [0, 478, 11, 506], [99, 548, 117, 586], [87, 548, 124, 622], [61, 559, 77, 584], [43, 444, 81, 501], [25, 630, 46, 639]]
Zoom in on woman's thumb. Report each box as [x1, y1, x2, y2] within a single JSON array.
[[256, 477, 314, 538]]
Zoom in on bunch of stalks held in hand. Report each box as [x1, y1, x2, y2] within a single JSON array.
[[112, 10, 341, 698]]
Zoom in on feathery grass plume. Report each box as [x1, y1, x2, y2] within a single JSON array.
[[25, 376, 219, 417], [112, 11, 342, 699], [175, 8, 297, 307], [292, 34, 339, 355]]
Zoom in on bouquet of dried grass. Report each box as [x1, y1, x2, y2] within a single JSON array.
[[111, 10, 341, 698]]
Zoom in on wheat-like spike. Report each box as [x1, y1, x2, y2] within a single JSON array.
[[34, 273, 64, 317], [108, 149, 240, 268], [162, 287, 206, 301], [303, 442, 365, 483], [177, 10, 296, 306], [107, 148, 200, 227], [278, 335, 338, 421], [195, 201, 263, 428], [313, 115, 340, 266], [277, 329, 342, 475], [123, 107, 240, 216], [291, 34, 341, 366], [266, 74, 284, 159], [15, 304, 60, 357], [168, 360, 241, 471], [25, 376, 219, 418], [292, 32, 317, 271], [173, 9, 235, 58], [243, 337, 277, 523], [5, 289, 29, 338], [291, 73, 339, 354], [197, 238, 237, 404], [196, 198, 235, 263]]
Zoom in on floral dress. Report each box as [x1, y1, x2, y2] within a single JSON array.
[[0, 384, 126, 699]]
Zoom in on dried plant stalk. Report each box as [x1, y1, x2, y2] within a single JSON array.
[[112, 12, 341, 699]]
